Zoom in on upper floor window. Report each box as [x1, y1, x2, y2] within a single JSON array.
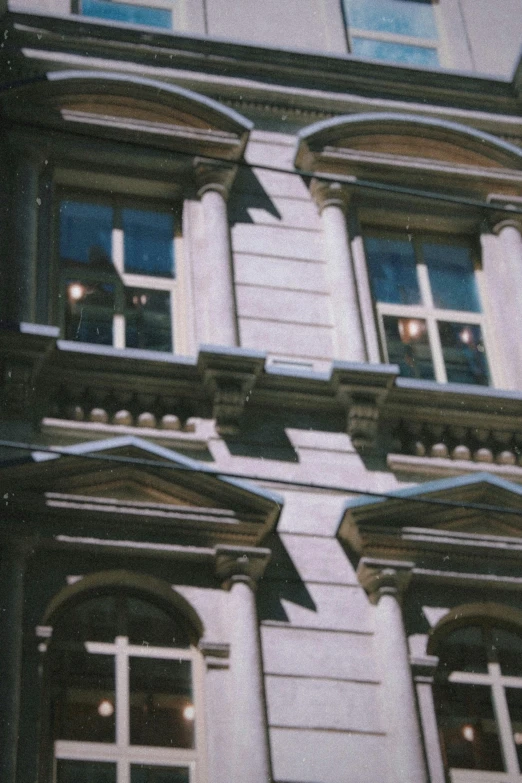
[[48, 593, 203, 783], [434, 624, 522, 781], [59, 194, 179, 353], [74, 0, 175, 29], [364, 231, 490, 385], [343, 0, 440, 66]]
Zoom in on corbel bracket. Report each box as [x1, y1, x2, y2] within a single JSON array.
[[331, 362, 397, 453], [198, 347, 265, 434]]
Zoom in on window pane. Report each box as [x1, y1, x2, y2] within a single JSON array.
[[125, 288, 172, 352], [123, 209, 175, 277], [55, 596, 117, 643], [492, 628, 522, 675], [365, 236, 421, 304], [57, 760, 116, 783], [131, 765, 190, 783], [435, 682, 504, 771], [438, 322, 489, 385], [506, 688, 522, 769], [383, 315, 435, 379], [51, 650, 115, 743], [60, 201, 113, 267], [80, 0, 172, 28], [129, 657, 194, 748], [438, 627, 489, 676], [424, 243, 481, 312], [65, 280, 115, 345], [344, 0, 438, 38], [351, 37, 439, 66], [126, 597, 191, 648]]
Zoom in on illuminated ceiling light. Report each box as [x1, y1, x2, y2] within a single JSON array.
[[399, 318, 424, 342], [68, 283, 86, 302], [460, 328, 473, 345], [462, 724, 475, 742], [514, 732, 522, 745], [97, 699, 114, 718], [183, 704, 195, 721]]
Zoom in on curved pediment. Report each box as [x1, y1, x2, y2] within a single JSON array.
[[2, 71, 252, 158], [296, 113, 522, 192]]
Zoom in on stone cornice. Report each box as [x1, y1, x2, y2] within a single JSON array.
[[6, 11, 522, 117]]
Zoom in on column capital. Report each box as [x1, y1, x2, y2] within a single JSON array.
[[486, 197, 522, 234], [194, 158, 238, 199], [357, 557, 415, 605], [215, 545, 271, 589], [310, 178, 353, 214]]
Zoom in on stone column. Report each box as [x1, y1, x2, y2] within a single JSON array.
[[216, 545, 272, 783], [311, 180, 366, 362], [358, 558, 427, 783], [0, 538, 33, 783], [10, 151, 45, 325], [489, 216, 522, 387], [194, 160, 238, 348]]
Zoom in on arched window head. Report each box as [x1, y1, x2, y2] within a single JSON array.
[[46, 592, 204, 783], [433, 623, 522, 779]]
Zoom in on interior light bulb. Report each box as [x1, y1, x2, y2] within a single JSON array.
[[460, 328, 472, 345], [68, 283, 86, 302], [97, 699, 114, 718], [514, 732, 522, 745], [462, 724, 475, 742], [183, 704, 195, 721]]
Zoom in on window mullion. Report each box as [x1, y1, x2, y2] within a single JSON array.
[[115, 636, 131, 783], [490, 664, 520, 776]]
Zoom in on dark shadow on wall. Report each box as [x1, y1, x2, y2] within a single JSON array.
[[257, 533, 317, 622], [228, 166, 282, 225]]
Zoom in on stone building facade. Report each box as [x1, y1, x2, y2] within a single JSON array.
[[1, 2, 522, 783]]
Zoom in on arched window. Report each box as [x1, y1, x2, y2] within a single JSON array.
[[433, 623, 522, 781], [44, 592, 204, 783]]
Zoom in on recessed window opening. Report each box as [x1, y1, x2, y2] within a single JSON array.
[[48, 593, 202, 783], [434, 624, 522, 780], [343, 0, 440, 66], [58, 195, 178, 353], [364, 231, 490, 386]]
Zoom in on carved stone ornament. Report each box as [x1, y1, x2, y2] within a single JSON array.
[[194, 158, 238, 199], [357, 557, 415, 605], [347, 400, 380, 453], [215, 544, 271, 589]]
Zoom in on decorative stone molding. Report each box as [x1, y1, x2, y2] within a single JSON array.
[[194, 158, 238, 199], [0, 323, 58, 422], [198, 640, 230, 670], [215, 545, 271, 590], [310, 178, 351, 214], [357, 557, 415, 605], [198, 348, 265, 434], [332, 363, 397, 453]]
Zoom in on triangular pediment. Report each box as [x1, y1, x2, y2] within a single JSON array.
[[338, 473, 522, 552], [0, 436, 282, 546]]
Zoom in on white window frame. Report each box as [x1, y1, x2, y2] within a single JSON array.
[[365, 230, 493, 385], [57, 189, 188, 355], [344, 0, 445, 66], [54, 635, 206, 783]]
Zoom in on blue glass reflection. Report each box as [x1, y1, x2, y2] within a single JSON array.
[[439, 322, 489, 385], [351, 37, 439, 66], [60, 201, 113, 267], [424, 243, 481, 312], [123, 209, 174, 277], [365, 236, 421, 305], [344, 0, 438, 38], [80, 0, 171, 28]]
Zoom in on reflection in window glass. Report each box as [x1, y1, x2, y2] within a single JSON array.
[[80, 0, 172, 28], [351, 38, 439, 66], [437, 627, 488, 676], [60, 201, 113, 267], [123, 209, 175, 278], [438, 322, 489, 385], [435, 682, 504, 771], [51, 651, 115, 743], [125, 289, 172, 352], [57, 760, 116, 783], [129, 657, 194, 748], [492, 628, 522, 676], [364, 237, 420, 305], [131, 766, 190, 783], [383, 316, 435, 379], [424, 244, 481, 312], [65, 280, 115, 345], [344, 0, 437, 38]]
